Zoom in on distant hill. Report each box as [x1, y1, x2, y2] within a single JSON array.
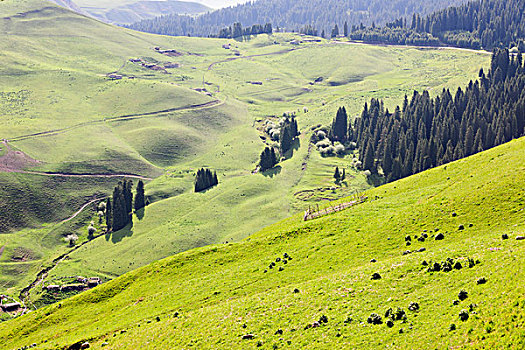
[[91, 0, 211, 24], [128, 0, 467, 37], [53, 0, 211, 25], [48, 0, 88, 15]]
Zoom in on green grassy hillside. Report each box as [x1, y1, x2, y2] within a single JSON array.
[[0, 0, 490, 303], [1, 134, 524, 349]]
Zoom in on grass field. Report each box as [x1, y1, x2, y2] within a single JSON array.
[[1, 132, 523, 349], [0, 0, 491, 304]]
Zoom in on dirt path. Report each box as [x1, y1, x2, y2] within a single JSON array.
[[19, 198, 109, 308], [17, 170, 153, 180], [207, 47, 304, 70], [0, 140, 154, 179], [7, 99, 222, 143], [332, 40, 492, 55], [60, 197, 107, 224]]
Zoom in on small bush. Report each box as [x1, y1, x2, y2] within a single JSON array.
[[476, 277, 487, 285], [459, 310, 469, 321], [435, 233, 445, 240], [318, 315, 328, 324], [371, 272, 381, 280], [335, 144, 345, 155], [88, 225, 97, 237], [458, 290, 468, 301], [363, 170, 372, 177], [64, 234, 79, 247], [316, 130, 326, 140], [408, 302, 420, 312], [367, 313, 382, 325]]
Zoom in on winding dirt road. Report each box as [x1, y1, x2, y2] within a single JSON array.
[[8, 99, 223, 143], [207, 47, 304, 70]]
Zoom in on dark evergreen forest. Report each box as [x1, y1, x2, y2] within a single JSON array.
[[351, 49, 525, 182], [350, 0, 525, 51], [127, 0, 464, 38]]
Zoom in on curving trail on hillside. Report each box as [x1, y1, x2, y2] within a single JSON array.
[[0, 140, 153, 179], [18, 197, 109, 310], [6, 99, 223, 143], [207, 47, 304, 70]]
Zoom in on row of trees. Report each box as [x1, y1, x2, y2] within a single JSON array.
[[195, 168, 219, 192], [127, 0, 462, 38], [105, 180, 146, 232], [349, 0, 525, 51], [352, 49, 525, 182], [216, 23, 273, 38]]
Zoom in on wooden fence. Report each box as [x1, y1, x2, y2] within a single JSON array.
[[303, 196, 368, 221]]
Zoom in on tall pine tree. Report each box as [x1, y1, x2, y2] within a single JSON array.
[[134, 180, 145, 211]]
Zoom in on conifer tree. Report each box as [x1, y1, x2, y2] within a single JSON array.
[[363, 139, 375, 173], [329, 107, 348, 142], [334, 166, 341, 181], [280, 124, 293, 155], [105, 198, 112, 231], [134, 180, 145, 211]]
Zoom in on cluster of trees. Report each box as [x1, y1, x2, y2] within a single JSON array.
[[217, 23, 272, 38], [195, 168, 218, 192], [349, 0, 525, 50], [279, 116, 299, 155], [127, 0, 462, 38], [300, 24, 318, 36], [418, 0, 525, 50], [352, 49, 525, 182], [259, 147, 279, 172], [106, 180, 146, 232], [349, 26, 441, 46]]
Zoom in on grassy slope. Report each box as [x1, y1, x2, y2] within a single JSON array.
[[1, 135, 524, 349], [46, 43, 489, 285], [0, 0, 490, 297]]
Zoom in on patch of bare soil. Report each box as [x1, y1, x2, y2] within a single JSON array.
[[0, 140, 41, 172], [10, 247, 36, 262]]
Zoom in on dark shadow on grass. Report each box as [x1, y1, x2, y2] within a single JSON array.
[[111, 222, 134, 244], [366, 173, 385, 187], [135, 208, 145, 221], [281, 138, 301, 161], [261, 165, 282, 178], [195, 183, 218, 194]]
